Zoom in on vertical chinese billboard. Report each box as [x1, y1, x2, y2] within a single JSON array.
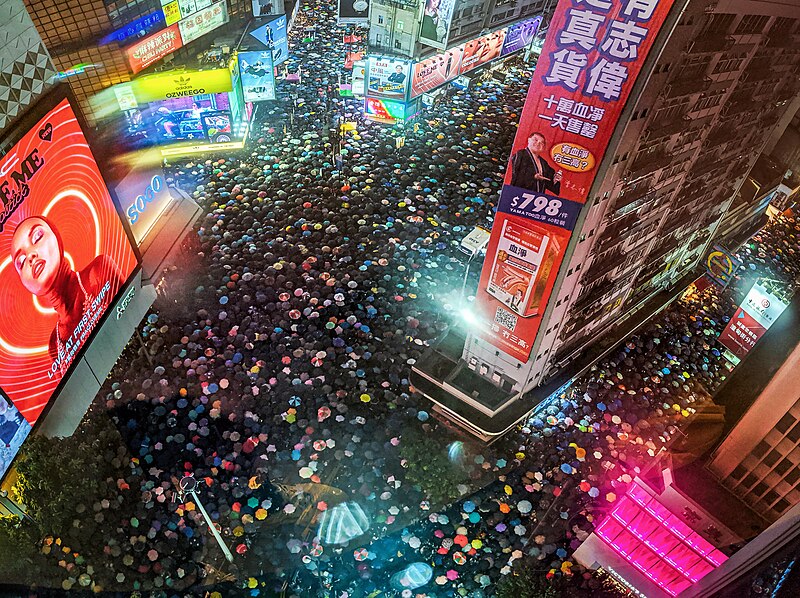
[[474, 0, 676, 362], [717, 282, 788, 363]]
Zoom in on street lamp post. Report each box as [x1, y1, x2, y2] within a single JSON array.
[[179, 475, 234, 563]]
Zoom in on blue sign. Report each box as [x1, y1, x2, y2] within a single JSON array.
[[249, 15, 289, 65], [238, 51, 276, 101], [498, 185, 582, 232], [99, 10, 166, 46]]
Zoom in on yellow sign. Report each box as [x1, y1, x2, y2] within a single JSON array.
[[160, 140, 245, 157], [162, 0, 182, 26], [550, 142, 596, 173], [131, 68, 233, 103]]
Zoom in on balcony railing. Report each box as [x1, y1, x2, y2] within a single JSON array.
[[665, 76, 712, 98], [588, 248, 627, 278], [645, 115, 691, 139], [688, 35, 734, 54], [627, 149, 673, 178]]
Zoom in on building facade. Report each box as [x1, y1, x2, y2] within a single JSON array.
[[708, 341, 800, 522], [462, 0, 800, 395], [0, 0, 57, 130], [367, 0, 550, 58], [22, 0, 253, 119]]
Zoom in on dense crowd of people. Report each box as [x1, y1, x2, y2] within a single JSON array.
[[5, 0, 800, 596]]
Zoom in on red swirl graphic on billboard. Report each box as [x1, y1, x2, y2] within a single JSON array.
[[0, 99, 138, 424]]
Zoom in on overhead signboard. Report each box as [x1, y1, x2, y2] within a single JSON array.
[[252, 0, 282, 17], [364, 97, 418, 122], [500, 16, 542, 57], [410, 46, 463, 97], [130, 68, 233, 103], [419, 0, 456, 50], [126, 24, 184, 74], [338, 0, 370, 24], [249, 15, 289, 65], [178, 0, 229, 45], [238, 51, 276, 102], [351, 60, 366, 96], [474, 0, 677, 362], [116, 168, 173, 245], [459, 30, 506, 75], [718, 282, 788, 363], [705, 244, 740, 287], [99, 10, 166, 46], [162, 1, 182, 25], [0, 95, 139, 426], [366, 57, 411, 101]]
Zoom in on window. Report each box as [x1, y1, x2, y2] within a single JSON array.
[[394, 39, 402, 49], [741, 473, 758, 489], [785, 468, 800, 486], [753, 440, 771, 459], [377, 15, 384, 25], [730, 464, 747, 480], [777, 413, 796, 434], [752, 481, 768, 497], [735, 14, 769, 35], [763, 490, 779, 506], [774, 498, 790, 514], [764, 449, 782, 468], [775, 458, 792, 477], [700, 13, 735, 36], [787, 422, 800, 443]]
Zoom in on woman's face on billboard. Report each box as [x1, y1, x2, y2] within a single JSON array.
[[12, 217, 60, 296]]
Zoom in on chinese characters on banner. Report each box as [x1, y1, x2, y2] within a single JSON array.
[[126, 24, 184, 74], [718, 283, 788, 363], [475, 0, 676, 362]]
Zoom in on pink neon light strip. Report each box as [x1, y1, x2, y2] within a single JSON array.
[[593, 483, 727, 596]]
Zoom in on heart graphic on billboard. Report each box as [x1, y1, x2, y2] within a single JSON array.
[[38, 123, 53, 142]]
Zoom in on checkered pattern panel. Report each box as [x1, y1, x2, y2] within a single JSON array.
[[0, 0, 57, 130]]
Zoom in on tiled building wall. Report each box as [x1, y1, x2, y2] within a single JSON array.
[[0, 0, 57, 130]]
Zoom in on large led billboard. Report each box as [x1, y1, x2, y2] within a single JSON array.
[[366, 57, 411, 101], [473, 0, 677, 362], [238, 51, 276, 101], [419, 0, 456, 50], [0, 93, 139, 426], [337, 0, 370, 24]]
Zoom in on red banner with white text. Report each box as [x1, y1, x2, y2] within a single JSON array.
[[475, 0, 676, 362]]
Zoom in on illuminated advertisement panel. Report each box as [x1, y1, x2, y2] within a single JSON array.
[[178, 0, 229, 45], [249, 15, 289, 65], [718, 282, 788, 362], [410, 45, 463, 98], [704, 244, 740, 287], [351, 60, 366, 96], [475, 0, 677, 361], [99, 10, 166, 46], [126, 24, 183, 74], [239, 51, 276, 102], [0, 95, 139, 425], [252, 0, 282, 16], [366, 57, 411, 101], [364, 97, 410, 121], [419, 0, 456, 50], [458, 30, 506, 75], [116, 167, 173, 245], [500, 16, 542, 57], [337, 0, 370, 24], [130, 68, 233, 103]]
